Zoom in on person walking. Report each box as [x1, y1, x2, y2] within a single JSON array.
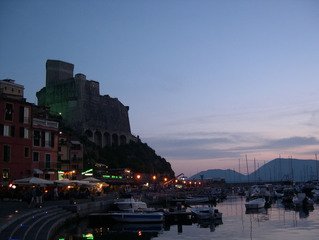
[[53, 185, 59, 200], [28, 187, 36, 208], [35, 185, 43, 207]]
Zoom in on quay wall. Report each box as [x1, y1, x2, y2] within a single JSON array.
[[49, 198, 114, 239]]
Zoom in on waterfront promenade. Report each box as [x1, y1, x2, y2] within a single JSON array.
[[0, 195, 116, 240]]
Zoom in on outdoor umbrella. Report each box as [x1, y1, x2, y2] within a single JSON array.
[[13, 177, 54, 186]]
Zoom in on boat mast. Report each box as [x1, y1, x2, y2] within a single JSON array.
[[254, 158, 257, 183], [246, 155, 250, 183], [238, 158, 241, 183], [315, 153, 318, 181]]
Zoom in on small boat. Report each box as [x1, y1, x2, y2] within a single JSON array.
[[292, 193, 314, 208], [292, 193, 305, 208], [274, 190, 284, 199], [191, 205, 222, 220], [245, 198, 265, 209]]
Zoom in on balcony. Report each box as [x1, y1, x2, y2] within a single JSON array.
[[33, 118, 59, 129]]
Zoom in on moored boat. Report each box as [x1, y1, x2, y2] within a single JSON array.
[[292, 193, 314, 208], [91, 197, 164, 223], [191, 205, 222, 220], [245, 198, 265, 210], [113, 197, 148, 211]]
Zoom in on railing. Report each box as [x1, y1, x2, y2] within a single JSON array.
[[33, 118, 59, 129]]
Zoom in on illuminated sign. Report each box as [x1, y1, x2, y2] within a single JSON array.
[[82, 233, 94, 239], [102, 175, 123, 179]]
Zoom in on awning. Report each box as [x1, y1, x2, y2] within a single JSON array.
[[33, 168, 43, 174]]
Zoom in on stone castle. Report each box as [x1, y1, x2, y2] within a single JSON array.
[[37, 60, 136, 147]]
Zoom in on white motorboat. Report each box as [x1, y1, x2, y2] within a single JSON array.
[[91, 197, 164, 223], [113, 197, 148, 211], [191, 205, 222, 220], [245, 198, 265, 210]]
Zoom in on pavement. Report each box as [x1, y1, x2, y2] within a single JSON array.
[[0, 196, 112, 235], [0, 199, 72, 232]]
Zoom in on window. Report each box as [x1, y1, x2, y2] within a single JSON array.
[[5, 103, 13, 121], [3, 125, 14, 137], [19, 127, 24, 138], [24, 128, 29, 139], [24, 107, 29, 124], [41, 131, 45, 147], [19, 107, 24, 123], [2, 169, 9, 180], [45, 154, 51, 168], [20, 128, 29, 139], [34, 130, 40, 146], [45, 132, 51, 147], [24, 147, 30, 158], [33, 152, 39, 162], [4, 126, 9, 136], [3, 145, 11, 162]]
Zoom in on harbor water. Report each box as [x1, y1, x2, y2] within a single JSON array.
[[56, 197, 319, 240]]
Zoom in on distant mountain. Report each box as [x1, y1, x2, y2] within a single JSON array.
[[190, 169, 246, 182], [250, 158, 319, 182], [190, 158, 319, 183]]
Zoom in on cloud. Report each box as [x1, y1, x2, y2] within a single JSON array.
[[144, 132, 319, 162], [144, 131, 260, 160], [259, 136, 319, 150]]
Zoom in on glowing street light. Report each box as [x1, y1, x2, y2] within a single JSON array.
[[152, 175, 157, 181]]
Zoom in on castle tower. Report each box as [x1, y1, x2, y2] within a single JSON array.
[[46, 60, 74, 86]]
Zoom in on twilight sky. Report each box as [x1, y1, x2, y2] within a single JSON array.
[[1, 0, 319, 176]]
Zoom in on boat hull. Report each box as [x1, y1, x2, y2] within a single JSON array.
[[107, 212, 164, 223]]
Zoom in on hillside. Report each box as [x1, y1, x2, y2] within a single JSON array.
[[82, 138, 175, 177], [190, 158, 319, 183]]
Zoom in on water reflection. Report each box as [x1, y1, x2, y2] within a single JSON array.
[[56, 217, 223, 240], [56, 198, 319, 240], [92, 223, 163, 240]]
